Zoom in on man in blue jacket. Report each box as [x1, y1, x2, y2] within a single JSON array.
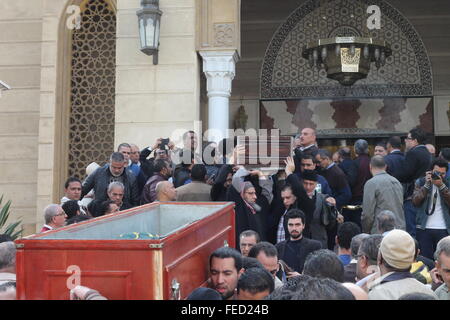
[[412, 158, 450, 260]]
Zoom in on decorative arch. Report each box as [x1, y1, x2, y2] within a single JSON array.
[[260, 0, 433, 99], [55, 0, 117, 186]]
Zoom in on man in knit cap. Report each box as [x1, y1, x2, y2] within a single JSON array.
[[368, 229, 437, 299]]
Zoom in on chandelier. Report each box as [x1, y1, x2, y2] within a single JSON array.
[[302, 36, 392, 86]]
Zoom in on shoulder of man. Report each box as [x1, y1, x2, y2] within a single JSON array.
[[304, 237, 323, 249], [435, 283, 450, 299], [275, 240, 287, 249]]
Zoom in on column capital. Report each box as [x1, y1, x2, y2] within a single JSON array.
[[199, 50, 239, 98], [199, 50, 239, 72], [199, 50, 239, 142]]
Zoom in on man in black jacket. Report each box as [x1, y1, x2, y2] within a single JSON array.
[[293, 128, 319, 175], [275, 209, 322, 273], [397, 127, 432, 237], [384, 136, 405, 179], [227, 166, 273, 247], [81, 152, 140, 207], [210, 164, 233, 201]]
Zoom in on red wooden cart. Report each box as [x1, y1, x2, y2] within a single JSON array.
[[15, 202, 235, 300]]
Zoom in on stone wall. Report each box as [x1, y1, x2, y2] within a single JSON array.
[[0, 0, 43, 235], [115, 0, 200, 149]]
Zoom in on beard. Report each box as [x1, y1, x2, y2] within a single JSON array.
[[215, 286, 234, 300], [290, 231, 302, 240]]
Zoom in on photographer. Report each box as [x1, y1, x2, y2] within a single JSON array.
[[139, 138, 174, 178], [412, 158, 450, 260]]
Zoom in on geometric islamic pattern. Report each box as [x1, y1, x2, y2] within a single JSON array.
[[68, 0, 116, 179], [261, 0, 433, 99]]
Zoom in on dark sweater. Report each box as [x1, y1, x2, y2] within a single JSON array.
[[339, 158, 358, 188], [384, 150, 405, 180], [397, 145, 431, 183], [352, 154, 372, 202], [210, 164, 233, 201], [397, 145, 432, 198], [276, 237, 322, 273], [320, 164, 352, 209]]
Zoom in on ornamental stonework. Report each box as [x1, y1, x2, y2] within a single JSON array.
[[261, 0, 432, 99], [68, 0, 116, 179], [214, 23, 235, 47]]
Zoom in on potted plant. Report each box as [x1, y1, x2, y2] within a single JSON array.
[[0, 195, 22, 240]]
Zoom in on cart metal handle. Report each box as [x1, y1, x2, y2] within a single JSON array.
[[171, 278, 181, 300]]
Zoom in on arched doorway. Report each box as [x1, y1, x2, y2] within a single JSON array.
[[56, 0, 117, 191]]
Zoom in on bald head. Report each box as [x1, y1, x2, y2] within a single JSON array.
[[299, 128, 316, 147], [426, 144, 435, 156], [129, 144, 140, 164], [155, 181, 176, 201], [342, 283, 368, 300]]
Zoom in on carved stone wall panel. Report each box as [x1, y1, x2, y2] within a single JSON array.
[[214, 23, 235, 47], [261, 0, 433, 99], [260, 98, 432, 136], [68, 0, 116, 179]]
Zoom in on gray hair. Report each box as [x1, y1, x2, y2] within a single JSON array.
[[44, 204, 62, 224], [239, 230, 261, 242], [376, 210, 396, 233], [354, 139, 369, 155], [359, 234, 383, 265], [434, 236, 450, 261], [110, 152, 125, 163], [350, 233, 370, 258], [107, 181, 124, 193], [370, 155, 386, 169], [0, 242, 16, 270], [155, 181, 170, 196], [317, 149, 332, 160]]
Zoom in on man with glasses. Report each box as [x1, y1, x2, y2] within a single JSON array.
[[227, 166, 272, 248], [40, 204, 67, 232], [397, 127, 432, 238], [248, 242, 284, 289], [355, 234, 383, 289], [412, 158, 450, 260]]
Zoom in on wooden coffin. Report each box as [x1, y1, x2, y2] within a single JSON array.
[[15, 202, 235, 300], [236, 135, 293, 169]]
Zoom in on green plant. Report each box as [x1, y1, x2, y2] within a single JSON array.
[[0, 195, 23, 240]]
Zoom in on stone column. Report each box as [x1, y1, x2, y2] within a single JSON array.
[[199, 50, 239, 143]]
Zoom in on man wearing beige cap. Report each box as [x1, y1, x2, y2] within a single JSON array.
[[368, 229, 437, 300]]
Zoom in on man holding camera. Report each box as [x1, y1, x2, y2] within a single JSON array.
[[412, 158, 450, 260]]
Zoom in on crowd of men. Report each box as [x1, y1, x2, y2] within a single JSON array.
[[2, 126, 450, 300]]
